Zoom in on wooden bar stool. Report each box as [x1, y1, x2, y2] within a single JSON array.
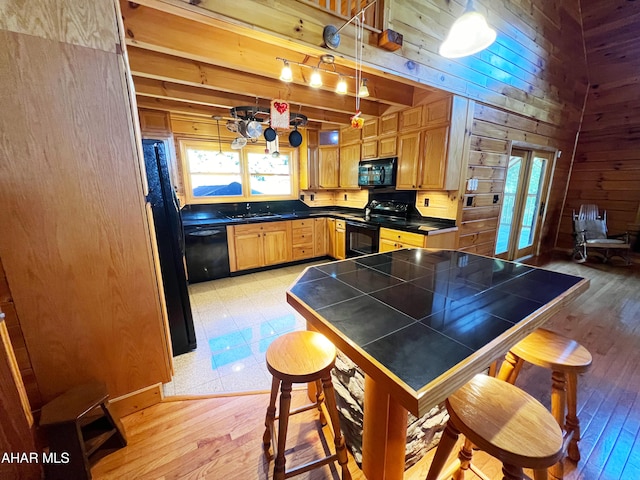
[[262, 331, 351, 480], [426, 374, 563, 480], [497, 328, 592, 479]]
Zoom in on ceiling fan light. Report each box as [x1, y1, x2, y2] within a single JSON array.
[[310, 68, 323, 88], [279, 61, 293, 82], [358, 79, 369, 98], [439, 2, 496, 58], [335, 76, 348, 95]]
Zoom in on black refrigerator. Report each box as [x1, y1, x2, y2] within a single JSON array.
[[143, 139, 197, 356]]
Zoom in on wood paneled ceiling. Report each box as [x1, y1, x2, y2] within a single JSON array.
[[121, 1, 442, 128]]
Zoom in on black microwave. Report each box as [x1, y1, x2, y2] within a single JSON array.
[[357, 157, 397, 187]]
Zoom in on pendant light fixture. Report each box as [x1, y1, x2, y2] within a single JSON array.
[[309, 68, 323, 88], [335, 76, 348, 95], [358, 78, 369, 98], [279, 60, 293, 82], [439, 0, 496, 58]]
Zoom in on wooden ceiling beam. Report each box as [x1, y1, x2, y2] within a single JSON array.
[[133, 76, 351, 125], [128, 47, 378, 118], [120, 2, 414, 108]]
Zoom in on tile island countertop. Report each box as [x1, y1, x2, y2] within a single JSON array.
[[286, 248, 590, 480]]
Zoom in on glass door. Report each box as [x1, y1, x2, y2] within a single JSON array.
[[495, 148, 554, 261]]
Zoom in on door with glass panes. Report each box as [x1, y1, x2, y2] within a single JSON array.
[[495, 148, 555, 260]]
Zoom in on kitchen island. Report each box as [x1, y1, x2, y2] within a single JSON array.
[[286, 249, 589, 480]]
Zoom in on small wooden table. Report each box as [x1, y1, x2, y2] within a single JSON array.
[[287, 249, 589, 480]]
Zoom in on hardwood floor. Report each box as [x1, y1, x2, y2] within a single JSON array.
[[91, 255, 640, 480]]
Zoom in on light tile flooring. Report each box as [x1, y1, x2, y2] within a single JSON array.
[[162, 260, 326, 397]]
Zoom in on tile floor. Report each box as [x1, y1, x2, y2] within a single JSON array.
[[162, 260, 327, 397]]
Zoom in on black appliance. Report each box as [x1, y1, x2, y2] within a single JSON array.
[[357, 157, 397, 187], [143, 139, 197, 356], [346, 221, 380, 258], [184, 225, 230, 282]]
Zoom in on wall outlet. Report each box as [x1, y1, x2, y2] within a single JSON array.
[[299, 194, 305, 201], [344, 194, 348, 201], [466, 196, 473, 207], [310, 194, 315, 201], [424, 198, 429, 207], [493, 194, 500, 204]]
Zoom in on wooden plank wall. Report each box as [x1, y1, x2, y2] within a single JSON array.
[[558, 1, 640, 248]]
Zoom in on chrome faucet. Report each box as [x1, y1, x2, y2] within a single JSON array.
[[246, 203, 251, 214]]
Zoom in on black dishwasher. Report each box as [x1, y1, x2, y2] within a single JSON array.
[[184, 225, 230, 283]]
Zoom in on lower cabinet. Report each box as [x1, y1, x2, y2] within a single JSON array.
[[314, 218, 327, 256], [228, 221, 292, 272], [379, 228, 457, 252], [327, 218, 336, 258], [291, 219, 315, 261], [335, 220, 346, 260]]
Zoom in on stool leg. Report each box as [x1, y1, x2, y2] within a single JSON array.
[[565, 372, 581, 462], [315, 379, 327, 426], [274, 382, 292, 480], [321, 374, 352, 480], [533, 469, 549, 480], [502, 463, 524, 480], [550, 371, 566, 480], [263, 375, 279, 460], [497, 351, 524, 384], [452, 437, 474, 480], [426, 421, 460, 480]]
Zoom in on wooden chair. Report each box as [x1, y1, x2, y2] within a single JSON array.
[[572, 204, 631, 264], [425, 374, 563, 480], [497, 328, 593, 479], [262, 331, 351, 480]]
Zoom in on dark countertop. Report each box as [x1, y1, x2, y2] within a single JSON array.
[[286, 249, 590, 416], [181, 208, 457, 235]]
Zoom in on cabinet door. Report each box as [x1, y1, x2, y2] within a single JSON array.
[[362, 119, 378, 139], [419, 126, 448, 189], [422, 97, 452, 127], [339, 143, 361, 188], [264, 229, 290, 265], [341, 126, 361, 144], [399, 106, 422, 131], [314, 218, 327, 256], [234, 231, 263, 270], [378, 136, 397, 157], [305, 129, 319, 190], [318, 146, 339, 189], [362, 140, 378, 159], [327, 218, 336, 257], [379, 238, 401, 252], [335, 226, 346, 260], [379, 112, 398, 136], [396, 131, 421, 189]]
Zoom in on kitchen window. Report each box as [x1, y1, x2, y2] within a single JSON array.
[[179, 140, 298, 203]]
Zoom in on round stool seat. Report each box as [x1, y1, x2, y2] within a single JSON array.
[[448, 374, 564, 470], [511, 328, 592, 373], [266, 331, 337, 383]]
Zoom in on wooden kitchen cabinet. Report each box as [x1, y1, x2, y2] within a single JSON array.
[[291, 219, 315, 260], [314, 218, 327, 256], [228, 221, 292, 271], [396, 131, 422, 189], [395, 96, 468, 191], [318, 146, 339, 189], [335, 220, 346, 260], [362, 119, 378, 139], [422, 97, 451, 127], [362, 139, 378, 159], [399, 106, 422, 131], [327, 218, 336, 258], [339, 143, 361, 188], [419, 125, 449, 189], [379, 228, 426, 252], [379, 112, 398, 136], [378, 135, 397, 157]]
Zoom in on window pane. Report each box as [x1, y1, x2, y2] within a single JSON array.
[[247, 152, 292, 196], [495, 156, 522, 255], [250, 175, 291, 195], [191, 174, 243, 197], [187, 149, 240, 174]]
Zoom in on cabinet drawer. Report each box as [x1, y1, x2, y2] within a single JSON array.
[[379, 227, 425, 247], [292, 227, 313, 244], [292, 245, 315, 260], [234, 221, 286, 235], [291, 219, 313, 229]]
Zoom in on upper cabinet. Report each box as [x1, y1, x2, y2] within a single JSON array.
[[396, 96, 469, 191]]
